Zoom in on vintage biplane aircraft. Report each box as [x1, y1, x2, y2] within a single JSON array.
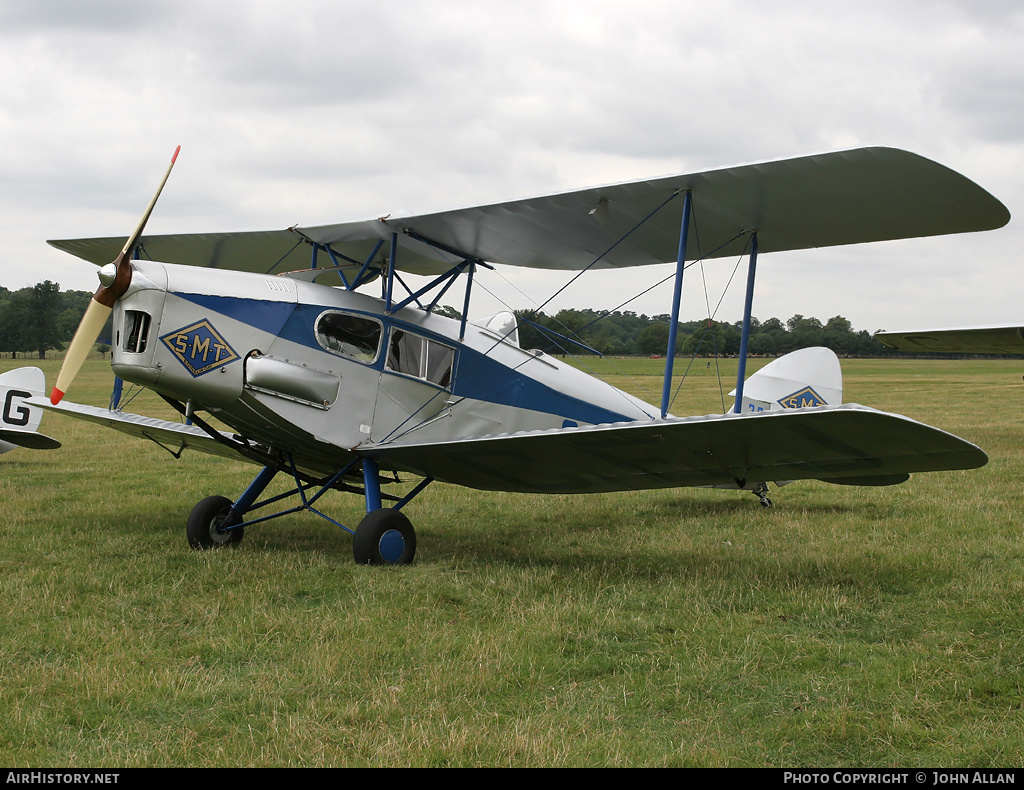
[[8, 146, 1010, 564], [876, 325, 1024, 356]]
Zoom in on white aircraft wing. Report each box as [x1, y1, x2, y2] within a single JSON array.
[[49, 147, 1009, 277], [33, 398, 262, 465], [876, 326, 1024, 355], [35, 399, 985, 496], [363, 404, 987, 494]]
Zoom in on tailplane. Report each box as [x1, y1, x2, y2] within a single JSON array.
[[0, 367, 61, 452]]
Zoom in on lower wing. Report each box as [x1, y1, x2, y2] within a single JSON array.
[[37, 398, 985, 496], [33, 398, 257, 464], [364, 404, 986, 494]]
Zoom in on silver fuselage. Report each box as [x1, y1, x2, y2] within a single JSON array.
[[110, 261, 656, 477]]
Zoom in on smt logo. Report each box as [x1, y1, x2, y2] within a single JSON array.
[[777, 386, 827, 409], [160, 319, 240, 377]]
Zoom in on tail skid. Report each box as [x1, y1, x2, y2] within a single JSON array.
[[0, 368, 61, 453]]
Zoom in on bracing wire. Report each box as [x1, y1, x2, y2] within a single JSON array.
[[371, 185, 760, 440], [519, 190, 685, 325], [666, 233, 753, 415]]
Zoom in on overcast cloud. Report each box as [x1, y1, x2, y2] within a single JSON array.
[[1, 0, 1021, 332]]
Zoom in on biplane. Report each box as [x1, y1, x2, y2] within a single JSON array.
[[877, 325, 1024, 356], [4, 146, 1010, 564]]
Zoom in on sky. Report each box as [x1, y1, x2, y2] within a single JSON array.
[[0, 0, 1021, 334]]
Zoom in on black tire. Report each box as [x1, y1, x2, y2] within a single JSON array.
[[187, 495, 244, 549], [352, 508, 416, 565]]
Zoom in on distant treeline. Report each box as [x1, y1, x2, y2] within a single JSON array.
[[0, 282, 100, 359], [512, 308, 888, 358], [0, 280, 945, 360]]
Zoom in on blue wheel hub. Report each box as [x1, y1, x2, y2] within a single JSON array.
[[378, 529, 406, 564]]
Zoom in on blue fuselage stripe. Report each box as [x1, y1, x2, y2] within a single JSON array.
[[174, 292, 634, 426]]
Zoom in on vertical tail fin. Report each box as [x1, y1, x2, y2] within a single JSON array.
[[730, 347, 842, 414], [0, 367, 61, 452]]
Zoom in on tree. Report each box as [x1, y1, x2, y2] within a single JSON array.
[[681, 320, 725, 355], [787, 314, 823, 350], [0, 292, 31, 357], [431, 305, 462, 320], [27, 281, 64, 359], [513, 309, 556, 352], [748, 316, 787, 355], [0, 281, 90, 358], [824, 315, 852, 334], [635, 322, 672, 355]]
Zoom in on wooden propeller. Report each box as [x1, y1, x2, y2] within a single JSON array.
[[51, 146, 180, 405]]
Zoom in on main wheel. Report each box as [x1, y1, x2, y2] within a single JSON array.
[[352, 508, 416, 565], [187, 495, 244, 549]]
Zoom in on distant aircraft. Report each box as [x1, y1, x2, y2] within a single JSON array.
[[8, 146, 1010, 563], [876, 326, 1024, 355], [0, 368, 60, 454]]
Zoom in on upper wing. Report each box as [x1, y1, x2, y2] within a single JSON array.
[[876, 326, 1024, 355], [364, 403, 986, 494], [49, 147, 1008, 277]]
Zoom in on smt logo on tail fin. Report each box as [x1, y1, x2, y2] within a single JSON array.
[[778, 386, 828, 409]]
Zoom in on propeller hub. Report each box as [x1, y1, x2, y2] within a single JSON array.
[[97, 263, 118, 288]]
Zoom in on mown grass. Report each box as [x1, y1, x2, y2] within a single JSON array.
[[1, 356, 1022, 766]]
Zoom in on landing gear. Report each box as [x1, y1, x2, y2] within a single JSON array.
[[186, 495, 244, 548], [751, 482, 773, 508], [352, 508, 417, 565], [183, 457, 429, 564]]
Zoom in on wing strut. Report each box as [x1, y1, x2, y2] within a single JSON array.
[[733, 232, 759, 413], [661, 191, 692, 418], [658, 199, 758, 417]]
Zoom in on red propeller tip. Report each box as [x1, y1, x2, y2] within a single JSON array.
[[50, 388, 64, 405], [171, 145, 180, 163]]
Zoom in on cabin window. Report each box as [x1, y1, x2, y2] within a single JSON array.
[[315, 312, 382, 363], [386, 329, 455, 388]]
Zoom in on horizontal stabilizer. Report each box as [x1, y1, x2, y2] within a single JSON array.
[[0, 429, 61, 451]]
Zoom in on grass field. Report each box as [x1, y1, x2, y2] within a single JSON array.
[[1, 355, 1022, 767]]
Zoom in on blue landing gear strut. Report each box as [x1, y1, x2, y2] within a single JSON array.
[[185, 455, 432, 565]]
